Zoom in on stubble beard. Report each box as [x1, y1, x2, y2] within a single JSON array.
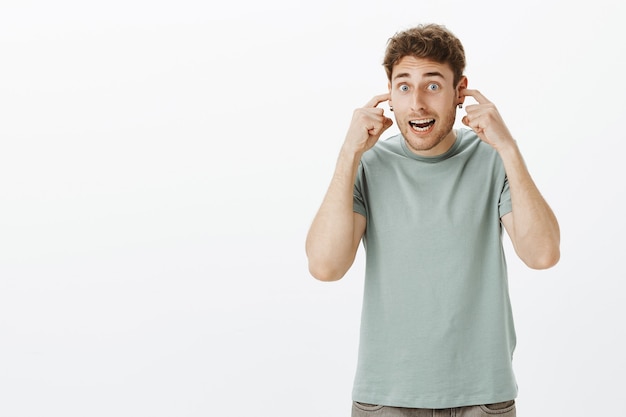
[[401, 105, 457, 154]]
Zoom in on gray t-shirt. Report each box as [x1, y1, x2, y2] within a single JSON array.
[[352, 128, 517, 408]]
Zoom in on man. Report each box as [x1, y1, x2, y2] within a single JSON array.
[[305, 24, 560, 416]]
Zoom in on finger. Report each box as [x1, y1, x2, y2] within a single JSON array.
[[365, 114, 388, 131], [461, 88, 491, 105], [369, 123, 392, 139], [364, 93, 391, 108], [463, 103, 491, 116], [366, 114, 393, 133], [462, 115, 484, 133], [382, 116, 394, 130]]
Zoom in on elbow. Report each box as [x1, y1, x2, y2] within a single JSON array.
[[305, 244, 353, 282], [523, 245, 560, 270], [309, 258, 347, 282], [307, 261, 346, 282]]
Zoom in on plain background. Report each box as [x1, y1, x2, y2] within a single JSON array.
[[1, 0, 625, 416]]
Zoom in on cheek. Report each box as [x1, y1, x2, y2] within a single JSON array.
[[433, 94, 455, 110], [391, 93, 410, 107]]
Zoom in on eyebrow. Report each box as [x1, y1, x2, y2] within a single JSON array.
[[392, 71, 446, 81]]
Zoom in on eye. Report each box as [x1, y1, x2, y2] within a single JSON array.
[[399, 84, 409, 92], [427, 83, 440, 91]]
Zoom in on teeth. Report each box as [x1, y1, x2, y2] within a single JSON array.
[[410, 119, 434, 125], [409, 119, 435, 131]]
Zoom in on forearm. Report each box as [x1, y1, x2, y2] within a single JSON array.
[[499, 142, 560, 269], [306, 148, 363, 281], [306, 93, 392, 280]]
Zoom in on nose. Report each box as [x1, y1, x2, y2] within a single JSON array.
[[410, 91, 426, 112]]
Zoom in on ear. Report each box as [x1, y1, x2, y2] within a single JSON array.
[[457, 76, 468, 106], [387, 81, 393, 109]]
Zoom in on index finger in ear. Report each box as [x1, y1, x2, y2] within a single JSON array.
[[364, 93, 391, 108], [461, 88, 491, 105]]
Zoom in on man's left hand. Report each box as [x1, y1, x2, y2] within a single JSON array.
[[461, 89, 515, 151]]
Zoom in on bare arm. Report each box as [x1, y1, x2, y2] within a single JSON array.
[[462, 89, 560, 269], [498, 144, 560, 269], [305, 155, 367, 282], [305, 94, 393, 281]]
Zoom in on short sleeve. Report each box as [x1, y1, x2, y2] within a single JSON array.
[[498, 175, 512, 218], [353, 163, 367, 217]]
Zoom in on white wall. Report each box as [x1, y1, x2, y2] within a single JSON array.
[[1, 0, 624, 415]]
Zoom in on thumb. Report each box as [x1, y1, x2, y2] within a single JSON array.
[[370, 117, 394, 139]]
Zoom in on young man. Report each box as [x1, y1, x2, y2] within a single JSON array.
[[305, 24, 560, 416]]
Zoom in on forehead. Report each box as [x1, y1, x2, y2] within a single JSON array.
[[391, 56, 454, 81]]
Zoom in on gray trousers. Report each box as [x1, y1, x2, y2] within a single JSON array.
[[352, 400, 515, 417]]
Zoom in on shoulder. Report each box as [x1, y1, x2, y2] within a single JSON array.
[[456, 128, 484, 152], [361, 134, 405, 164], [456, 128, 502, 162]]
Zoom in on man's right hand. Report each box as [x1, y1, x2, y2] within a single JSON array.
[[343, 93, 393, 155], [306, 95, 390, 281]]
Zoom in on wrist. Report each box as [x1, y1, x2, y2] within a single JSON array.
[[339, 144, 364, 163], [495, 138, 520, 158]]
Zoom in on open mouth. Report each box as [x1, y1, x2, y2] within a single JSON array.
[[409, 119, 435, 132]]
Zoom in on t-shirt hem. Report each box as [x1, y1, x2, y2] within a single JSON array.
[[352, 390, 518, 409], [353, 206, 366, 217]]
